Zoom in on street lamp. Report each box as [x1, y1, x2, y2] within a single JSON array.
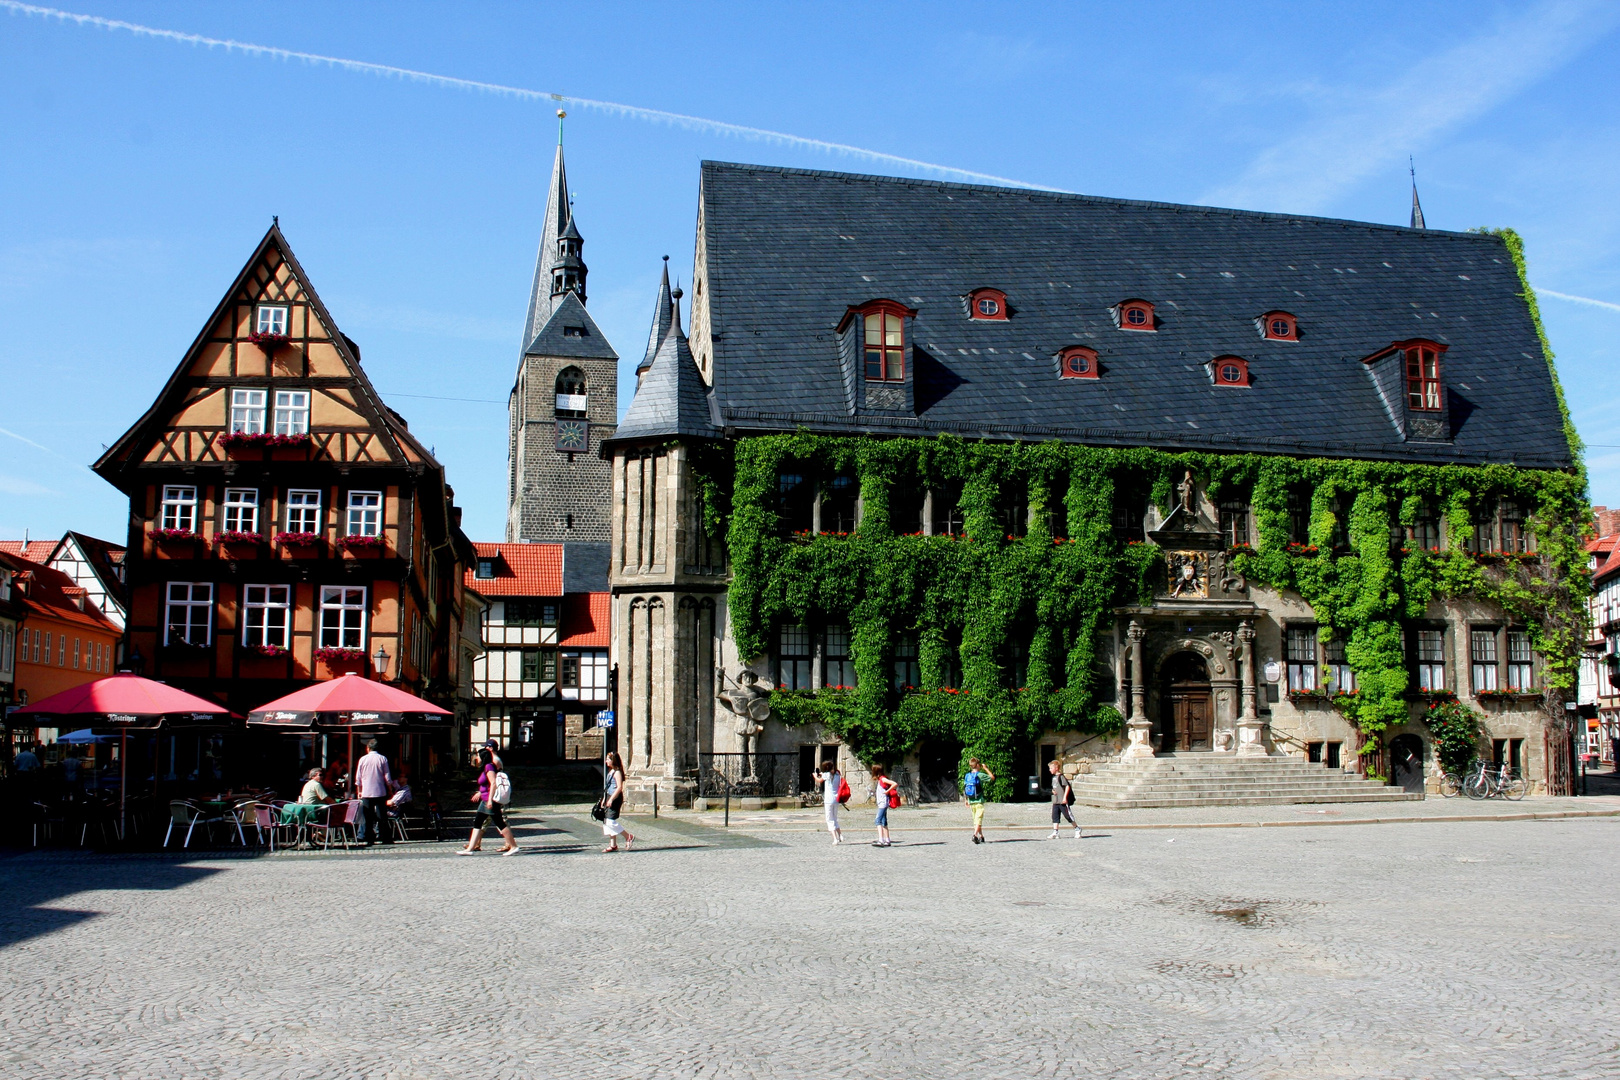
[[373, 644, 390, 681]]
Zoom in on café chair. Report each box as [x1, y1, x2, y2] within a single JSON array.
[[163, 801, 216, 849]]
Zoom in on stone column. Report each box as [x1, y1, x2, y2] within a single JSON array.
[[1235, 619, 1269, 757], [1122, 620, 1156, 759]]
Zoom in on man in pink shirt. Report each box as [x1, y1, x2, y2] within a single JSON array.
[[354, 739, 393, 846]]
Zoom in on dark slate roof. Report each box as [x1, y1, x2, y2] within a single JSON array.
[[609, 314, 720, 443], [697, 161, 1573, 469], [639, 260, 674, 375], [562, 541, 611, 593], [521, 145, 573, 349], [523, 290, 618, 361]]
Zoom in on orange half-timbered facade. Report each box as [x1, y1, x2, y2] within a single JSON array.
[[93, 224, 477, 723]]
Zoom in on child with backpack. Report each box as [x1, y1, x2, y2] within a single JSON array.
[[870, 764, 899, 847], [962, 757, 995, 844], [1048, 758, 1080, 840], [813, 757, 848, 844]]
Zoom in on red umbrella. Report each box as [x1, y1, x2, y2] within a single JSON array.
[[246, 674, 452, 731], [10, 674, 236, 837]]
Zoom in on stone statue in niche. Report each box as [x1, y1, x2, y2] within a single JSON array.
[[1167, 551, 1208, 599], [1177, 470, 1197, 515], [717, 670, 772, 775]]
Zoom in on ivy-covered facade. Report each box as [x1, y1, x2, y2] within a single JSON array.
[[600, 162, 1587, 806]]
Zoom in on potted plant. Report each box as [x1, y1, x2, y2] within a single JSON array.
[[152, 527, 203, 545], [242, 643, 289, 658], [314, 646, 368, 677], [214, 530, 262, 551], [248, 330, 290, 354], [220, 431, 312, 453], [337, 534, 387, 555]]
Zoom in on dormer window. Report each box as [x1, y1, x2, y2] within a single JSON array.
[[1258, 311, 1298, 341], [1210, 356, 1251, 387], [1058, 346, 1099, 380], [562, 325, 585, 338], [1113, 300, 1155, 332], [255, 305, 288, 336], [967, 288, 1008, 321], [475, 559, 496, 580], [1406, 345, 1442, 410]]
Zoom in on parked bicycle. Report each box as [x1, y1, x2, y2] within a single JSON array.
[[1436, 769, 1463, 798], [1462, 759, 1527, 801]]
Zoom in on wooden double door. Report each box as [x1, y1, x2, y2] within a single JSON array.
[[1160, 652, 1213, 752]]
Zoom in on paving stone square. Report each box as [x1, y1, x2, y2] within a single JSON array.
[[2, 810, 1618, 1079]]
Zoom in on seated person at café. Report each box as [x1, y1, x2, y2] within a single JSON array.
[[387, 768, 412, 811], [297, 768, 335, 805]]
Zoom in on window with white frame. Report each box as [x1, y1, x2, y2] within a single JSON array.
[[1416, 629, 1446, 692], [1471, 629, 1499, 692], [1324, 637, 1355, 692], [165, 582, 213, 645], [161, 486, 197, 532], [230, 388, 267, 434], [56, 635, 65, 666], [286, 490, 321, 534], [2, 627, 12, 675], [256, 305, 288, 335], [274, 390, 310, 435], [775, 624, 813, 691], [560, 649, 609, 700], [242, 584, 292, 648], [824, 624, 857, 689], [319, 586, 367, 649], [73, 638, 81, 669], [346, 491, 382, 536], [223, 488, 259, 534], [1507, 630, 1534, 691], [1286, 626, 1318, 692]]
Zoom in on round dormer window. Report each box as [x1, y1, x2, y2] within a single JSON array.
[[976, 296, 1000, 317], [1125, 306, 1148, 326]]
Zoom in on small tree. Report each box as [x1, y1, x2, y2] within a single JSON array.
[[1425, 700, 1483, 775]]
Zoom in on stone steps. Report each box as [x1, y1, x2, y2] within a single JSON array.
[[1069, 754, 1420, 809]]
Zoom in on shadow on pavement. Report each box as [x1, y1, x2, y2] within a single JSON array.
[[0, 852, 225, 951]]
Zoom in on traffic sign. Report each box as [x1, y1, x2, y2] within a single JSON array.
[[596, 710, 614, 722]]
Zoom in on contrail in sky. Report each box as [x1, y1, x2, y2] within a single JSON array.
[[2, 1, 1067, 192], [1536, 287, 1620, 314]]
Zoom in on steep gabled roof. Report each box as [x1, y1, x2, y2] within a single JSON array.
[[696, 161, 1572, 469], [464, 542, 564, 597], [91, 223, 441, 486], [523, 290, 618, 361], [608, 301, 719, 444]]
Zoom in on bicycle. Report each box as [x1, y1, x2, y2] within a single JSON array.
[[1436, 769, 1463, 798], [1462, 760, 1527, 801]]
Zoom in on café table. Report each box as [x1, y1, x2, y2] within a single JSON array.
[[278, 802, 326, 849]]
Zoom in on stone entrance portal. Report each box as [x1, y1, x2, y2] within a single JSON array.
[[1160, 652, 1213, 752]]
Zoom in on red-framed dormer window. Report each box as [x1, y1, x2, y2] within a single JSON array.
[[1211, 356, 1250, 387], [1058, 346, 1099, 379], [1115, 299, 1155, 332], [838, 300, 916, 383], [1405, 343, 1443, 410], [1259, 311, 1298, 341], [968, 288, 1008, 321]]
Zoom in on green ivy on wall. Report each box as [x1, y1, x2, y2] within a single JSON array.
[[713, 433, 1588, 799]]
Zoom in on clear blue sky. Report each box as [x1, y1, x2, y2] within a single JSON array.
[[3, 0, 1618, 544]]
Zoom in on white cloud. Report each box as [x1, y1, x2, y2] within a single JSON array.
[[0, 474, 54, 496], [1203, 0, 1620, 213]]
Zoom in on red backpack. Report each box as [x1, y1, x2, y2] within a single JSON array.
[[836, 777, 851, 805]]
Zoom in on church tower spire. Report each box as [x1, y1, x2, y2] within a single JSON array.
[[521, 110, 589, 349], [1409, 157, 1426, 230]]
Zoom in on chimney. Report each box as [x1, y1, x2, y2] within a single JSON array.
[[1596, 506, 1619, 538]]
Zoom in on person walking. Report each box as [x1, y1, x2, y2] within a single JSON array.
[[963, 757, 995, 844], [813, 757, 845, 844], [870, 764, 898, 847], [1048, 758, 1080, 840], [599, 751, 634, 852], [353, 738, 393, 846], [457, 746, 517, 855]]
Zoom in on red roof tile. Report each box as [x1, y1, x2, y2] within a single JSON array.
[[0, 552, 120, 633], [463, 542, 563, 597], [0, 540, 49, 564], [560, 592, 610, 648]]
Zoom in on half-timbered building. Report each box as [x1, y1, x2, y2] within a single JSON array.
[[93, 224, 477, 776]]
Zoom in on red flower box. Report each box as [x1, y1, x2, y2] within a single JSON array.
[[242, 643, 289, 657], [214, 530, 262, 546], [220, 431, 311, 451], [248, 331, 290, 353], [337, 534, 386, 550], [314, 647, 366, 664], [275, 532, 322, 548], [153, 528, 203, 543]]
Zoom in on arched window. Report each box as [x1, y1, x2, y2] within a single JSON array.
[[555, 367, 587, 416], [1114, 299, 1155, 332], [837, 300, 915, 383], [1210, 356, 1250, 387], [1258, 311, 1298, 341], [967, 288, 1008, 321], [1058, 346, 1099, 379]]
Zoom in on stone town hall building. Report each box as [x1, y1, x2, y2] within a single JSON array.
[[601, 162, 1582, 808]]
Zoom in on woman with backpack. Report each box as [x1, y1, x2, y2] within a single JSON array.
[[813, 757, 847, 844], [457, 746, 518, 856], [962, 757, 995, 845], [599, 751, 634, 853], [1048, 758, 1080, 840], [870, 764, 899, 847]]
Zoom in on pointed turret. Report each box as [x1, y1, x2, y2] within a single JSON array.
[[1409, 159, 1426, 230], [521, 117, 589, 349], [612, 282, 719, 443], [638, 257, 674, 383]]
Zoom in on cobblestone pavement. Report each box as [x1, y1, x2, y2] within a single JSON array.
[[3, 812, 1619, 1079]]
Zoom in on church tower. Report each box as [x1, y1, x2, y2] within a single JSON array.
[[506, 115, 618, 542]]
